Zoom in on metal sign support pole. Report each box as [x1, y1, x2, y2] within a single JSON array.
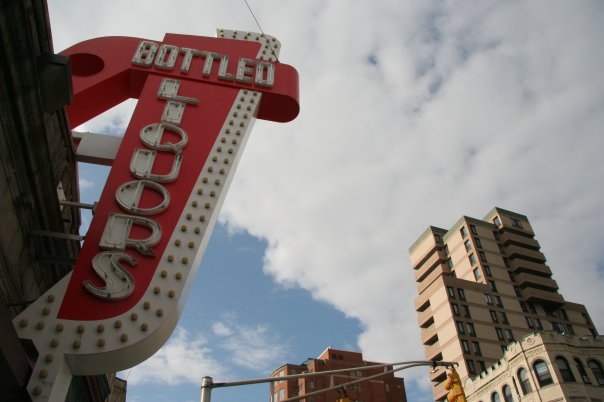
[[200, 376, 213, 402]]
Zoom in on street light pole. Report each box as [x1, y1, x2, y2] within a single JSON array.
[[199, 360, 457, 402], [200, 376, 213, 402]]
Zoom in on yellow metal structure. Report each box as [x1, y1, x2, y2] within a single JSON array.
[[444, 367, 467, 402]]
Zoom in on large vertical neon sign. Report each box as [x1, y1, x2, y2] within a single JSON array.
[[14, 30, 299, 402]]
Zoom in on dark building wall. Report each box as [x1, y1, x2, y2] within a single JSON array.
[[0, 1, 124, 401], [0, 0, 79, 315]]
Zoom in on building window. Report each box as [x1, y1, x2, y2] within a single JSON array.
[[462, 340, 470, 353], [451, 303, 460, 316], [533, 360, 553, 387], [485, 294, 493, 305], [465, 240, 472, 251], [498, 244, 506, 253], [456, 321, 465, 334], [472, 341, 481, 356], [534, 318, 543, 330], [520, 302, 528, 313], [490, 310, 498, 322], [467, 323, 476, 336], [447, 286, 455, 298], [484, 265, 492, 276], [491, 392, 501, 402], [588, 359, 604, 385], [462, 305, 471, 318], [493, 230, 500, 240], [444, 244, 450, 255], [479, 251, 488, 262], [556, 356, 576, 382], [470, 224, 477, 234], [446, 258, 453, 268], [460, 227, 468, 238], [494, 295, 503, 307], [489, 280, 498, 292], [478, 361, 486, 372], [458, 288, 466, 300], [500, 312, 509, 324], [495, 327, 504, 341], [475, 237, 482, 248], [493, 217, 501, 226], [502, 385, 513, 402], [473, 268, 482, 280], [469, 253, 477, 264], [511, 218, 523, 228], [551, 322, 565, 333], [467, 360, 476, 376], [575, 358, 590, 384], [434, 234, 442, 244], [518, 367, 533, 394], [505, 329, 514, 341]]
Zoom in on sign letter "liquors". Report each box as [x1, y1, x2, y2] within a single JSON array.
[[85, 78, 195, 300]]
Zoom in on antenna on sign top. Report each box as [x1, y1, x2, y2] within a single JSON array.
[[243, 0, 280, 62]]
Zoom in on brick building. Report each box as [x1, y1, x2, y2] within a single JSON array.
[[270, 348, 406, 402]]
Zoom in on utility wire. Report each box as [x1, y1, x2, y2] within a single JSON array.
[[243, 0, 279, 62]]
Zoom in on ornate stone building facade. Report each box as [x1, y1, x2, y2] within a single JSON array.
[[464, 332, 604, 401]]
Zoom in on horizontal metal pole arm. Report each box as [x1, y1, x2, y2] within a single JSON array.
[[205, 360, 457, 389], [282, 362, 430, 402]]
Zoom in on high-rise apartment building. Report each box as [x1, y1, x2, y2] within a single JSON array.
[[409, 207, 601, 401], [270, 347, 407, 402]]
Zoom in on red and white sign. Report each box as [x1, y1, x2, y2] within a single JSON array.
[[14, 30, 298, 402]]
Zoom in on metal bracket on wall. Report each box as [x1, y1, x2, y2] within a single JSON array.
[[31, 230, 84, 242], [59, 200, 98, 214]]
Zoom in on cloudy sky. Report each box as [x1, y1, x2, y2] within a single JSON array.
[[47, 1, 604, 401]]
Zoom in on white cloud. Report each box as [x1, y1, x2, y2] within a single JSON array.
[[212, 314, 289, 372], [123, 318, 288, 387], [78, 178, 95, 190], [212, 321, 234, 337], [123, 327, 227, 386], [220, 0, 604, 387]]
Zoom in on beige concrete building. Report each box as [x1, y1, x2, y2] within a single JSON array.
[[409, 207, 601, 401]]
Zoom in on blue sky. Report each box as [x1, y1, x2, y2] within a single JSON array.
[[48, 1, 604, 401], [77, 163, 364, 402]]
